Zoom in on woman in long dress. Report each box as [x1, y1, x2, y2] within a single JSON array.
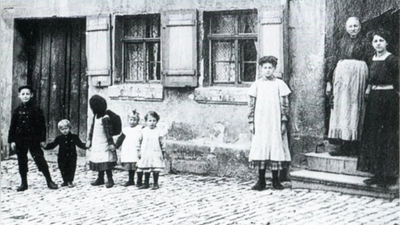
[[357, 29, 399, 187], [326, 17, 371, 156], [248, 56, 291, 190]]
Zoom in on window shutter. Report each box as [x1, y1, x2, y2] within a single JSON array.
[[259, 8, 285, 78], [86, 15, 112, 87], [162, 10, 198, 87]]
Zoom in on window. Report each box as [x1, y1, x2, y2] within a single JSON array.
[[122, 15, 161, 83], [206, 10, 258, 85]]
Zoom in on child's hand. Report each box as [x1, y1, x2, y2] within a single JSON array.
[[85, 142, 91, 149], [10, 142, 16, 151], [40, 142, 46, 148], [108, 145, 116, 152]]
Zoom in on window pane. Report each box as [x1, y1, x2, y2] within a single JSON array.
[[124, 18, 145, 37], [241, 40, 257, 82], [148, 15, 160, 38], [125, 43, 144, 81], [147, 42, 161, 81], [238, 12, 257, 33], [213, 41, 236, 82], [211, 14, 235, 34]]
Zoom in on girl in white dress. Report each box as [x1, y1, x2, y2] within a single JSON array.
[[87, 95, 118, 188], [248, 56, 291, 190], [115, 110, 143, 187], [137, 111, 166, 190]]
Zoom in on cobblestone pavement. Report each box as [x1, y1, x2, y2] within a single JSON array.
[[1, 159, 399, 225]]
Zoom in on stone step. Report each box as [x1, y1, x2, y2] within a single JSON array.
[[291, 170, 399, 199], [305, 152, 372, 177]]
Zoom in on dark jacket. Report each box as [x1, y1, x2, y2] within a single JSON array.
[[43, 133, 87, 159], [8, 101, 46, 143]]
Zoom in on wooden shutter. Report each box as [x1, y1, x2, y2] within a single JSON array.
[[259, 8, 285, 77], [86, 15, 112, 87], [162, 10, 198, 87]]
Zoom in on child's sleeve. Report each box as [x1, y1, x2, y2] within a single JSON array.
[[74, 135, 88, 149], [279, 80, 291, 122], [43, 137, 60, 150], [248, 82, 257, 124], [248, 96, 256, 124], [114, 133, 126, 149], [136, 131, 143, 157], [280, 95, 290, 122], [102, 116, 115, 145], [87, 116, 95, 142], [7, 109, 19, 144]]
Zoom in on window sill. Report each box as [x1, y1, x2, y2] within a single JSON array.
[[108, 83, 163, 101], [194, 86, 249, 105]]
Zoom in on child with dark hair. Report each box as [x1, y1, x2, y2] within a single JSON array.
[[41, 119, 90, 188], [87, 95, 120, 188], [115, 110, 143, 187], [137, 111, 166, 190], [8, 85, 58, 191], [248, 56, 292, 190]]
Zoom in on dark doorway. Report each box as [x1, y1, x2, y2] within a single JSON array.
[[13, 18, 88, 149]]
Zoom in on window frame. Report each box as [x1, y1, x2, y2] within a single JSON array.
[[121, 14, 161, 84], [206, 10, 258, 86]]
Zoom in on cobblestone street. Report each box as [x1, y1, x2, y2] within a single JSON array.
[[1, 159, 399, 225]]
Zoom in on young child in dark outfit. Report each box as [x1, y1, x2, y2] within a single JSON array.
[[8, 85, 58, 191], [41, 119, 90, 188]]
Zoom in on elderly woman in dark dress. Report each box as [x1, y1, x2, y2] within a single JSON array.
[[326, 17, 371, 156], [357, 29, 399, 187]]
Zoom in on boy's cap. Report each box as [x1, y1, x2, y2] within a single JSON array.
[[18, 85, 34, 93]]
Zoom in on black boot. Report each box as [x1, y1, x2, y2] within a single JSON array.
[[91, 171, 105, 186], [251, 169, 266, 191], [105, 170, 114, 188], [139, 172, 150, 189], [136, 172, 143, 187], [152, 172, 160, 190], [272, 170, 284, 190], [42, 170, 58, 190], [279, 167, 291, 182], [124, 170, 135, 187], [46, 178, 58, 190], [17, 174, 28, 192]]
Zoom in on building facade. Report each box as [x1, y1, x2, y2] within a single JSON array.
[[1, 0, 398, 178]]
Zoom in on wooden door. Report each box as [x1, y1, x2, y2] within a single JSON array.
[[13, 18, 88, 144]]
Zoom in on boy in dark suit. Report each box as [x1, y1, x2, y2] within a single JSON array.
[[8, 85, 58, 191], [42, 119, 89, 188]]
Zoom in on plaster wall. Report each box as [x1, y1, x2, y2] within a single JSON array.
[[1, 0, 328, 170]]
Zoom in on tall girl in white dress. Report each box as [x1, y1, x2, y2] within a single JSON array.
[[248, 56, 291, 190]]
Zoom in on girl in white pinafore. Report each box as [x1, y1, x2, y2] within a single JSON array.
[[248, 56, 291, 191], [137, 111, 165, 190], [115, 110, 143, 187]]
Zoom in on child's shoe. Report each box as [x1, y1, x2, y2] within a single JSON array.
[[17, 184, 28, 192], [124, 181, 135, 187], [139, 184, 150, 189], [67, 182, 74, 188], [151, 183, 159, 190], [91, 177, 105, 186], [106, 178, 114, 188], [61, 182, 68, 187]]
